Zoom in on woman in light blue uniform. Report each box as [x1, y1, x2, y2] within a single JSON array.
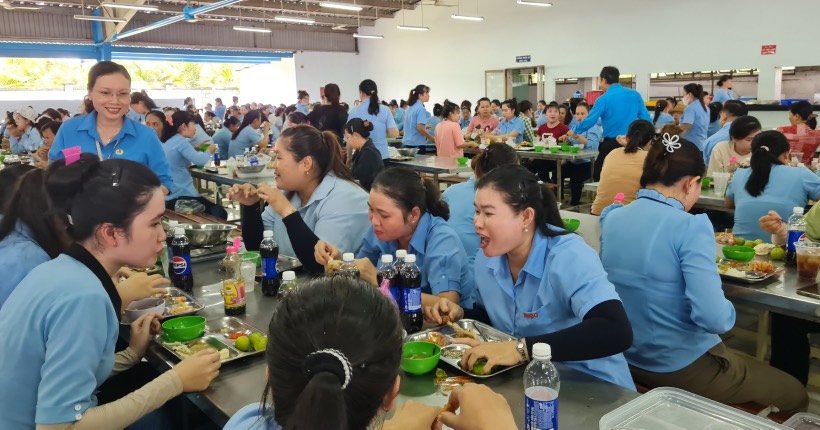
[[493, 99, 526, 144], [680, 83, 709, 151], [402, 85, 435, 150], [442, 143, 519, 268], [425, 103, 443, 145], [390, 100, 406, 132], [713, 75, 736, 103], [49, 61, 173, 193], [727, 131, 820, 242], [0, 156, 221, 429], [9, 107, 43, 155], [562, 102, 602, 206], [228, 110, 264, 158], [190, 116, 213, 147], [653, 100, 674, 129], [162, 111, 226, 218], [128, 91, 158, 124], [212, 116, 240, 158], [295, 90, 310, 115], [316, 167, 475, 309], [228, 125, 369, 274], [535, 100, 547, 127], [427, 165, 635, 389], [601, 135, 807, 412], [348, 80, 399, 159]]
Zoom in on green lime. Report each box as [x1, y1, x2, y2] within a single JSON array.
[[234, 335, 250, 352], [735, 237, 746, 246], [754, 239, 764, 246], [745, 243, 756, 249], [771, 247, 786, 261], [252, 336, 268, 352], [250, 332, 263, 343]]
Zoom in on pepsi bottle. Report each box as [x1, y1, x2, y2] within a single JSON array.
[[213, 148, 221, 167], [260, 230, 280, 296], [400, 254, 423, 334], [171, 227, 194, 292], [165, 220, 178, 282]]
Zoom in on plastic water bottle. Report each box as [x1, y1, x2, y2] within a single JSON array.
[[165, 220, 178, 280], [524, 343, 560, 430], [171, 227, 194, 292], [222, 246, 246, 315], [400, 254, 422, 334], [260, 230, 280, 296], [279, 271, 298, 296], [573, 90, 583, 99], [786, 207, 806, 266], [377, 254, 399, 306], [338, 253, 360, 279]]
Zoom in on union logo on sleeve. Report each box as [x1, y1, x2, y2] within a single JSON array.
[[523, 312, 539, 319]]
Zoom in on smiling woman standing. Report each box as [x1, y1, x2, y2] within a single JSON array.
[[48, 61, 173, 194]]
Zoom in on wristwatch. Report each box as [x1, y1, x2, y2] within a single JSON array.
[[516, 338, 529, 363]]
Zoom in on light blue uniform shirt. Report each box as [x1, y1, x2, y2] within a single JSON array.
[[681, 102, 709, 151], [48, 112, 173, 191], [600, 189, 736, 373], [459, 115, 472, 130], [0, 254, 119, 427], [394, 107, 406, 132], [496, 110, 503, 118], [707, 119, 721, 138], [0, 221, 50, 308], [163, 133, 212, 200], [262, 173, 369, 258], [214, 104, 226, 121], [654, 112, 674, 128], [228, 126, 262, 159], [568, 123, 601, 165], [713, 88, 734, 103], [426, 116, 441, 144], [536, 113, 547, 127], [442, 177, 479, 268], [213, 127, 232, 158], [474, 228, 634, 390], [494, 116, 526, 144], [358, 212, 475, 307], [10, 126, 43, 155], [402, 103, 431, 148], [703, 121, 731, 166], [126, 107, 144, 124], [727, 165, 820, 242], [575, 84, 651, 138], [295, 103, 309, 115], [349, 99, 397, 159], [191, 123, 213, 146], [224, 403, 281, 430]]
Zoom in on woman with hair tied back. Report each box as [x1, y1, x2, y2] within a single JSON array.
[[726, 130, 820, 242], [345, 118, 384, 191], [601, 136, 807, 413], [402, 84, 436, 151], [713, 75, 736, 103], [0, 156, 221, 429], [679, 83, 710, 151], [653, 100, 674, 129], [776, 100, 819, 146], [223, 277, 516, 430], [315, 167, 475, 309], [436, 100, 477, 157], [229, 125, 369, 274], [306, 83, 348, 140], [128, 91, 157, 124], [348, 79, 399, 160]]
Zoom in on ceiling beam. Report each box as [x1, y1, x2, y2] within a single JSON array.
[[158, 0, 381, 20]]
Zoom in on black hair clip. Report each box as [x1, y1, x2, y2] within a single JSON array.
[[519, 181, 529, 204], [111, 167, 122, 187]]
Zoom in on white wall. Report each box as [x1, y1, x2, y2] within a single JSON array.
[[293, 51, 362, 106], [238, 60, 297, 107], [357, 0, 820, 105]]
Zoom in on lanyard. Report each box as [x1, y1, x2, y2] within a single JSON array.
[[95, 138, 122, 160]]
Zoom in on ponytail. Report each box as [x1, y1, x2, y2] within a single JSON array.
[[280, 125, 358, 187], [359, 79, 381, 116], [684, 83, 706, 112], [745, 130, 790, 197], [653, 100, 668, 124], [789, 101, 818, 130], [473, 142, 519, 179], [624, 120, 657, 154], [0, 167, 68, 258], [407, 84, 429, 106], [372, 167, 449, 220], [422, 178, 450, 220], [344, 118, 374, 139], [283, 372, 347, 430]]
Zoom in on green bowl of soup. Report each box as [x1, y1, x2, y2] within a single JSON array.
[[563, 218, 581, 232], [401, 341, 441, 375]]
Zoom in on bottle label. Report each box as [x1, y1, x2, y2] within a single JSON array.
[[402, 288, 421, 312], [172, 255, 192, 275], [262, 257, 278, 279], [525, 387, 558, 430], [787, 230, 805, 251], [223, 280, 246, 307]]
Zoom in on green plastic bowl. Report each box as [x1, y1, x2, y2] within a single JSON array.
[[560, 145, 571, 152], [456, 157, 468, 166], [162, 316, 206, 342], [534, 146, 544, 152], [722, 246, 755, 262], [198, 143, 211, 152], [569, 146, 580, 154], [701, 177, 712, 190], [549, 147, 559, 154], [242, 251, 261, 268], [401, 341, 441, 375], [563, 218, 581, 232]]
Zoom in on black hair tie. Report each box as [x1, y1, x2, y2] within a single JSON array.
[[303, 348, 352, 389]]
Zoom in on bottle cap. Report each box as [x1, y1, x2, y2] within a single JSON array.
[[168, 220, 179, 228], [226, 246, 236, 253], [396, 249, 407, 259], [381, 254, 394, 264], [405, 254, 416, 263], [532, 343, 552, 360], [794, 207, 805, 215], [343, 252, 355, 262], [232, 237, 242, 249], [614, 192, 624, 202], [282, 271, 296, 281], [263, 230, 274, 238], [174, 227, 185, 235]]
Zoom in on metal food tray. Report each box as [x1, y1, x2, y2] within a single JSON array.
[[717, 259, 784, 284], [404, 319, 522, 379], [155, 317, 266, 364], [121, 287, 205, 325], [783, 413, 820, 429]]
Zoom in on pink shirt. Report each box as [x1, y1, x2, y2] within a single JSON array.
[[435, 120, 465, 157], [467, 115, 500, 133]]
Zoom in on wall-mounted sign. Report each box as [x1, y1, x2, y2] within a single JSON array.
[[761, 45, 776, 55], [516, 55, 531, 63]]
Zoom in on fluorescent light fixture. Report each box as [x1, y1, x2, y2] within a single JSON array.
[[451, 14, 484, 21], [275, 16, 315, 24], [74, 14, 127, 23], [320, 2, 362, 11], [233, 25, 272, 32], [517, 0, 552, 6], [397, 25, 429, 31], [353, 33, 383, 39], [101, 2, 159, 11]]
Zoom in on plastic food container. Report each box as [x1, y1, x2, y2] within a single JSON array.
[[599, 387, 789, 429], [783, 412, 820, 429]]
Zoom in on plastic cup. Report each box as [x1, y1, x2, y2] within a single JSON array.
[[796, 241, 820, 280], [240, 261, 257, 292], [712, 172, 729, 196], [792, 152, 804, 167]]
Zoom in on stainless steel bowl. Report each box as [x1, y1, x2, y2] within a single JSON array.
[[183, 224, 237, 247], [398, 148, 419, 157], [236, 165, 266, 174]]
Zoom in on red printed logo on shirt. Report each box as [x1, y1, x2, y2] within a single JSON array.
[[523, 312, 539, 319]]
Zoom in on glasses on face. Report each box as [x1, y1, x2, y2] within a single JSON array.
[[94, 89, 130, 101]]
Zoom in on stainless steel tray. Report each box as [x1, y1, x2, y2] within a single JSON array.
[[404, 319, 522, 379], [155, 317, 266, 364], [121, 287, 205, 325], [717, 259, 784, 284]]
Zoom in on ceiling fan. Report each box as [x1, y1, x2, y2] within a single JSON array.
[[0, 0, 43, 10]]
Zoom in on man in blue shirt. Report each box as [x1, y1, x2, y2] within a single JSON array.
[[569, 66, 651, 181]]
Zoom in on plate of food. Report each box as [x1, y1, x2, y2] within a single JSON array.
[[121, 287, 204, 324], [156, 317, 267, 364], [514, 142, 534, 151], [717, 258, 782, 283]]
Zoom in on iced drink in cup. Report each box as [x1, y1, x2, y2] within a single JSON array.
[[712, 172, 730, 196], [796, 241, 820, 280]]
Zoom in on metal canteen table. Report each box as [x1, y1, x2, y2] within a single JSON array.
[[145, 259, 640, 428], [582, 182, 731, 212], [386, 155, 473, 185]]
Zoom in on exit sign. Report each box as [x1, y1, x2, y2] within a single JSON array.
[[761, 45, 776, 55]]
